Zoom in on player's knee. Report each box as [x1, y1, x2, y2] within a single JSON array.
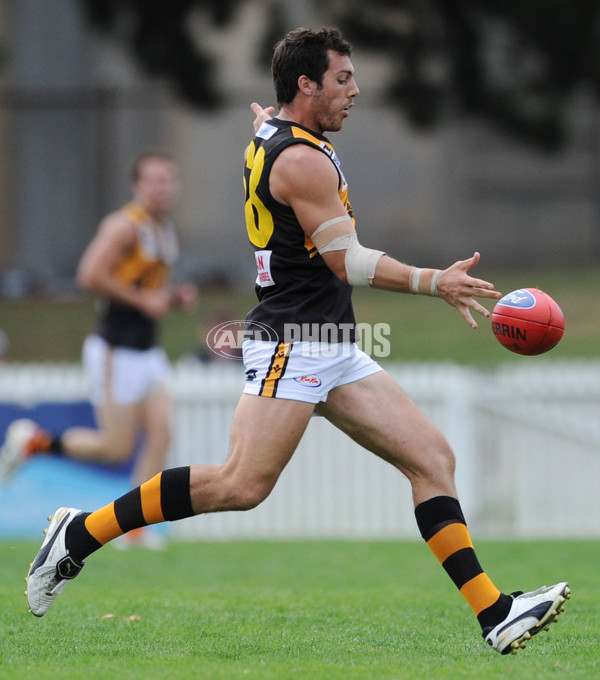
[[422, 440, 456, 481], [223, 475, 276, 511]]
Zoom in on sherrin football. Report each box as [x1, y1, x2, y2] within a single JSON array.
[[491, 288, 565, 356]]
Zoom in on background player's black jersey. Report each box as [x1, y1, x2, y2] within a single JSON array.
[[243, 119, 356, 343]]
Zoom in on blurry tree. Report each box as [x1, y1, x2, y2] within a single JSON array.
[[77, 0, 245, 108], [77, 0, 600, 150], [330, 0, 600, 150]]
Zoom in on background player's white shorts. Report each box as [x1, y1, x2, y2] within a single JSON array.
[[83, 335, 171, 407], [242, 341, 383, 404]]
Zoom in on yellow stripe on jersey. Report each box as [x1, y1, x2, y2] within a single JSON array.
[[259, 342, 292, 398], [304, 235, 318, 258], [291, 126, 329, 148]]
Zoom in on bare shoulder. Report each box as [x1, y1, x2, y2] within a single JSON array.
[[94, 209, 136, 247], [271, 144, 338, 203], [275, 143, 335, 173]]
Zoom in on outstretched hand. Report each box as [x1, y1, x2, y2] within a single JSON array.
[[250, 101, 275, 134], [436, 252, 502, 328]]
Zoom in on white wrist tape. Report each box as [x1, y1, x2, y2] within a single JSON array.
[[409, 267, 442, 296]]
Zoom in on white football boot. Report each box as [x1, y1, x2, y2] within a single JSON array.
[[26, 507, 85, 617], [484, 582, 570, 654]]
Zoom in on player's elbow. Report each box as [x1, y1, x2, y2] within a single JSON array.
[[321, 251, 350, 285], [336, 268, 350, 285]]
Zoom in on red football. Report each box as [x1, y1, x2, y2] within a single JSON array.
[[491, 288, 565, 356]]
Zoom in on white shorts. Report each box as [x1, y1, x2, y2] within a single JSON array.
[[242, 341, 383, 404], [82, 335, 171, 407]]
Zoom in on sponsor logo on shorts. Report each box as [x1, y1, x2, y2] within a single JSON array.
[[293, 375, 322, 387], [497, 289, 536, 309], [245, 369, 257, 382]]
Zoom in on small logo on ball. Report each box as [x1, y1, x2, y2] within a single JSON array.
[[496, 289, 536, 310]]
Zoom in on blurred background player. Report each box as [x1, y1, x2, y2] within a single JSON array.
[[1, 152, 197, 546]]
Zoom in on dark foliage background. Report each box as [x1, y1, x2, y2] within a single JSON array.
[[76, 0, 600, 150]]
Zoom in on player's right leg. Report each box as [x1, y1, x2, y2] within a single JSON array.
[[25, 394, 314, 616], [318, 370, 570, 655]]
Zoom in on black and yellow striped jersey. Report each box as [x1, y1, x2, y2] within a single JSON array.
[[243, 119, 356, 342], [97, 202, 178, 350]]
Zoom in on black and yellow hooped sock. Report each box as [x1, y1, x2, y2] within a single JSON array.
[[65, 466, 194, 560], [415, 496, 512, 630]]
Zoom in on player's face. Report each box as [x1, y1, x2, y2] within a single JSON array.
[[134, 158, 180, 217], [311, 51, 359, 133]]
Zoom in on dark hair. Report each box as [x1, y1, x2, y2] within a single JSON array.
[[272, 27, 352, 107], [130, 151, 176, 183]]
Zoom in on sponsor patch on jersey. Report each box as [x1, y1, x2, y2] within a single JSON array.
[[256, 122, 278, 140], [496, 289, 536, 309], [293, 375, 322, 388], [255, 250, 275, 287]]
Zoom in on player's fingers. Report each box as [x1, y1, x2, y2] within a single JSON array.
[[468, 275, 496, 289], [458, 251, 480, 271], [471, 285, 502, 299], [469, 299, 491, 318], [251, 102, 275, 115], [459, 305, 478, 329], [470, 251, 481, 267]]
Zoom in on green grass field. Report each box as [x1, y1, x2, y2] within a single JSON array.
[[0, 539, 597, 679], [0, 265, 597, 364]]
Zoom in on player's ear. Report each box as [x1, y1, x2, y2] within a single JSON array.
[[298, 75, 316, 96]]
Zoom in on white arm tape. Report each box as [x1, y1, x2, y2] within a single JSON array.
[[312, 216, 351, 239], [312, 219, 385, 286], [344, 234, 385, 286], [318, 232, 355, 254]]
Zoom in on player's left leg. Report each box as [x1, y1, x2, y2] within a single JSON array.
[[26, 393, 314, 616], [317, 369, 569, 654]]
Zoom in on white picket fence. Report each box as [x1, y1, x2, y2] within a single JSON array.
[[1, 360, 599, 539]]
